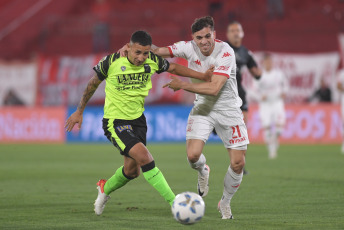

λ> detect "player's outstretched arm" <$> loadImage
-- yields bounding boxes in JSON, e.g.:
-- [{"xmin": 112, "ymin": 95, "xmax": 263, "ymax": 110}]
[
  {"xmin": 65, "ymin": 75, "xmax": 102, "ymax": 132},
  {"xmin": 151, "ymin": 45, "xmax": 171, "ymax": 58},
  {"xmin": 163, "ymin": 74, "xmax": 227, "ymax": 96},
  {"xmin": 167, "ymin": 63, "xmax": 214, "ymax": 82},
  {"xmin": 249, "ymin": 66, "xmax": 262, "ymax": 80}
]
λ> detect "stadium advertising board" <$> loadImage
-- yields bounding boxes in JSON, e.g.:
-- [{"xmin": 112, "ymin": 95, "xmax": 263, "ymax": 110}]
[
  {"xmin": 66, "ymin": 104, "xmax": 343, "ymax": 144},
  {"xmin": 248, "ymin": 104, "xmax": 342, "ymax": 144},
  {"xmin": 66, "ymin": 106, "xmax": 221, "ymax": 143},
  {"xmin": 0, "ymin": 107, "xmax": 66, "ymax": 143},
  {"xmin": 0, "ymin": 62, "xmax": 37, "ymax": 106}
]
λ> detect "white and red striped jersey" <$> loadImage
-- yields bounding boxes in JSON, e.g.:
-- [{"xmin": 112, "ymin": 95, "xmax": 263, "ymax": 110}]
[{"xmin": 167, "ymin": 40, "xmax": 242, "ymax": 111}]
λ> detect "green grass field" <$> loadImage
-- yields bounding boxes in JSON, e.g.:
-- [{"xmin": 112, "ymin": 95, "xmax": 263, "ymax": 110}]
[{"xmin": 1, "ymin": 144, "xmax": 344, "ymax": 230}]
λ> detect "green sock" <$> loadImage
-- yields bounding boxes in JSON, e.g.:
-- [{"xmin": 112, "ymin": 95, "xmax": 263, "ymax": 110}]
[
  {"xmin": 104, "ymin": 166, "xmax": 131, "ymax": 195},
  {"xmin": 143, "ymin": 167, "xmax": 176, "ymax": 206}
]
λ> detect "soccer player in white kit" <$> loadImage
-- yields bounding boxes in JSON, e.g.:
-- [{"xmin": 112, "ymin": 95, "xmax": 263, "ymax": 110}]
[
  {"xmin": 337, "ymin": 69, "xmax": 344, "ymax": 153},
  {"xmin": 253, "ymin": 53, "xmax": 287, "ymax": 159},
  {"xmin": 154, "ymin": 16, "xmax": 249, "ymax": 219}
]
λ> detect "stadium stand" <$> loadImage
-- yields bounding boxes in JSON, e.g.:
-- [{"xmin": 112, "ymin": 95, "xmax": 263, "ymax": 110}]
[{"xmin": 0, "ymin": 0, "xmax": 343, "ymax": 59}]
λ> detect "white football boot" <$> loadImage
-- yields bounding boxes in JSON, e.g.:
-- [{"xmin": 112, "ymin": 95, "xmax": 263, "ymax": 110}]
[
  {"xmin": 94, "ymin": 179, "xmax": 110, "ymax": 215},
  {"xmin": 197, "ymin": 164, "xmax": 210, "ymax": 197},
  {"xmin": 218, "ymin": 199, "xmax": 233, "ymax": 219}
]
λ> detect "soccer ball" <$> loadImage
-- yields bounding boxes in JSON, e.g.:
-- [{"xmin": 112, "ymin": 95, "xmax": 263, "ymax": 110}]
[{"xmin": 171, "ymin": 192, "xmax": 205, "ymax": 225}]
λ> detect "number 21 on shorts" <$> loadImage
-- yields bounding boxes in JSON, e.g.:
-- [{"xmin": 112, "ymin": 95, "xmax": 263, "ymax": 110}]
[{"xmin": 231, "ymin": 125, "xmax": 241, "ymax": 138}]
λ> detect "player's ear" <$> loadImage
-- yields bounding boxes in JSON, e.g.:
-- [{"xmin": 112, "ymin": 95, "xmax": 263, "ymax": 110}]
[
  {"xmin": 239, "ymin": 30, "xmax": 244, "ymax": 39},
  {"xmin": 213, "ymin": 30, "xmax": 216, "ymax": 39}
]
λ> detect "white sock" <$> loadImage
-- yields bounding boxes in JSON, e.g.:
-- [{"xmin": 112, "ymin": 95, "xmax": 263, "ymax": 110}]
[
  {"xmin": 188, "ymin": 153, "xmax": 207, "ymax": 176},
  {"xmin": 222, "ymin": 166, "xmax": 243, "ymax": 204}
]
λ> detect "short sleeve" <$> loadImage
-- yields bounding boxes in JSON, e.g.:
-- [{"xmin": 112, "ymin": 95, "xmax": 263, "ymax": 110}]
[
  {"xmin": 213, "ymin": 45, "xmax": 236, "ymax": 79},
  {"xmin": 93, "ymin": 54, "xmax": 113, "ymax": 81},
  {"xmin": 167, "ymin": 41, "xmax": 190, "ymax": 59},
  {"xmin": 155, "ymin": 54, "xmax": 170, "ymax": 74},
  {"xmin": 246, "ymin": 50, "xmax": 258, "ymax": 69}
]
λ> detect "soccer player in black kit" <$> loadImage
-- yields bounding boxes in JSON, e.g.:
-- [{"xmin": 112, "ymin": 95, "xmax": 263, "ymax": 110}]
[
  {"xmin": 226, "ymin": 21, "xmax": 262, "ymax": 121},
  {"xmin": 219, "ymin": 21, "xmax": 262, "ymax": 174}
]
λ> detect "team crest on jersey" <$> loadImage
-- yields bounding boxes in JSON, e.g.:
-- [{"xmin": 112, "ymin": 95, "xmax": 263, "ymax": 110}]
[
  {"xmin": 194, "ymin": 60, "xmax": 201, "ymax": 66},
  {"xmin": 121, "ymin": 66, "xmax": 126, "ymax": 71},
  {"xmin": 222, "ymin": 52, "xmax": 231, "ymax": 58}
]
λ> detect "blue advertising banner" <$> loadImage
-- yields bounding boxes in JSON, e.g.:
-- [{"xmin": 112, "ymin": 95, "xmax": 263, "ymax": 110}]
[{"xmin": 67, "ymin": 105, "xmax": 221, "ymax": 143}]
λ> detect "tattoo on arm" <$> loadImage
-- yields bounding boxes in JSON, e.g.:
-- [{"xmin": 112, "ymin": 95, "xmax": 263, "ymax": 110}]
[{"xmin": 77, "ymin": 76, "xmax": 101, "ymax": 112}]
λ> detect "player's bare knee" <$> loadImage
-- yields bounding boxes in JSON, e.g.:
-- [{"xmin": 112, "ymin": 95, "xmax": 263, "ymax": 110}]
[
  {"xmin": 187, "ymin": 151, "xmax": 201, "ymax": 163},
  {"xmin": 123, "ymin": 166, "xmax": 140, "ymax": 179},
  {"xmin": 231, "ymin": 159, "xmax": 245, "ymax": 174}
]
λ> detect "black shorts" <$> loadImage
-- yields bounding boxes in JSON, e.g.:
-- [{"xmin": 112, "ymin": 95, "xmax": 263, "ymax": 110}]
[
  {"xmin": 238, "ymin": 88, "xmax": 248, "ymax": 112},
  {"xmin": 102, "ymin": 114, "xmax": 147, "ymax": 157}
]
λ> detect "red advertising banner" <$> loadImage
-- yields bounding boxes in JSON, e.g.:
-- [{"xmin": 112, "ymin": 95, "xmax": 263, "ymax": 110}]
[
  {"xmin": 0, "ymin": 107, "xmax": 66, "ymax": 143},
  {"xmin": 247, "ymin": 104, "xmax": 342, "ymax": 144}
]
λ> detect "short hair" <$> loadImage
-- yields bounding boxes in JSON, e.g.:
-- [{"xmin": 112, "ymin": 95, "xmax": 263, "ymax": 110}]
[
  {"xmin": 130, "ymin": 30, "xmax": 152, "ymax": 46},
  {"xmin": 263, "ymin": 52, "xmax": 272, "ymax": 59},
  {"xmin": 191, "ymin": 16, "xmax": 214, "ymax": 34},
  {"xmin": 228, "ymin": 21, "xmax": 242, "ymax": 28}
]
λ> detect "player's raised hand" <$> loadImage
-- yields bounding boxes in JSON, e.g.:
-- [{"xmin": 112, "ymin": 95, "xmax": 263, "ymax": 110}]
[
  {"xmin": 204, "ymin": 65, "xmax": 215, "ymax": 82},
  {"xmin": 163, "ymin": 76, "xmax": 183, "ymax": 91},
  {"xmin": 118, "ymin": 43, "xmax": 129, "ymax": 57},
  {"xmin": 65, "ymin": 110, "xmax": 83, "ymax": 132}
]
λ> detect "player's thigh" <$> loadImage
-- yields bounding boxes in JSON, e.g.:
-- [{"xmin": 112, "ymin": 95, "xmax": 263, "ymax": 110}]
[
  {"xmin": 273, "ymin": 103, "xmax": 286, "ymax": 127},
  {"xmin": 214, "ymin": 108, "xmax": 249, "ymax": 149},
  {"xmin": 102, "ymin": 117, "xmax": 145, "ymax": 157},
  {"xmin": 186, "ymin": 108, "xmax": 214, "ymax": 143},
  {"xmin": 259, "ymin": 104, "xmax": 273, "ymax": 128}
]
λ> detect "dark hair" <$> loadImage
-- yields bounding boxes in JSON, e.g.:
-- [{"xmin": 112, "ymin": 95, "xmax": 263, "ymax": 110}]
[
  {"xmin": 130, "ymin": 30, "xmax": 152, "ymax": 46},
  {"xmin": 228, "ymin": 21, "xmax": 242, "ymax": 28},
  {"xmin": 191, "ymin": 16, "xmax": 214, "ymax": 34},
  {"xmin": 263, "ymin": 52, "xmax": 272, "ymax": 59}
]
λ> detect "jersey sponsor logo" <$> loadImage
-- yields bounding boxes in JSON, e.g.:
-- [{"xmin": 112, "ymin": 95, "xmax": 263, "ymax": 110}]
[
  {"xmin": 229, "ymin": 136, "xmax": 246, "ymax": 145},
  {"xmin": 116, "ymin": 125, "xmax": 133, "ymax": 133},
  {"xmin": 116, "ymin": 73, "xmax": 150, "ymax": 84},
  {"xmin": 121, "ymin": 66, "xmax": 126, "ymax": 71},
  {"xmin": 115, "ymin": 73, "xmax": 150, "ymax": 91},
  {"xmin": 222, "ymin": 52, "xmax": 231, "ymax": 58},
  {"xmin": 194, "ymin": 60, "xmax": 201, "ymax": 66},
  {"xmin": 216, "ymin": 66, "xmax": 230, "ymax": 71}
]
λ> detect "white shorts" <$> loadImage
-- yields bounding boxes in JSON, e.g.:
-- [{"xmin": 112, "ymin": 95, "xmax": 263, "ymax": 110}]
[
  {"xmin": 186, "ymin": 106, "xmax": 249, "ymax": 149},
  {"xmin": 259, "ymin": 100, "xmax": 286, "ymax": 128}
]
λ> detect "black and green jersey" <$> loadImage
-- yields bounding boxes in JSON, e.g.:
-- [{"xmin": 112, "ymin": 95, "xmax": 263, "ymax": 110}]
[{"xmin": 93, "ymin": 52, "xmax": 170, "ymax": 120}]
